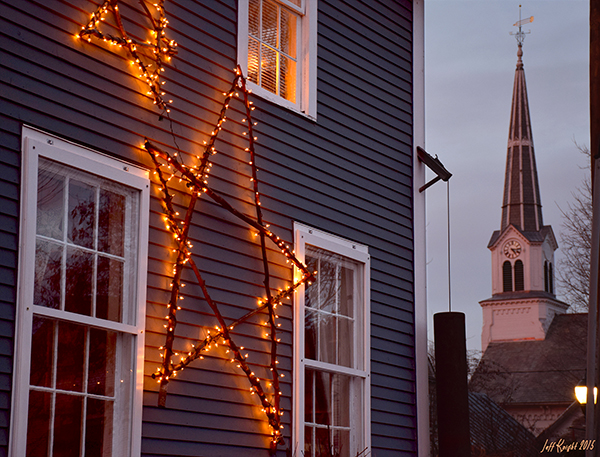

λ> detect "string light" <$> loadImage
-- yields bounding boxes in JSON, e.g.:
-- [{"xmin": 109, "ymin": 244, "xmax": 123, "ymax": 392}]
[
  {"xmin": 78, "ymin": 0, "xmax": 177, "ymax": 114},
  {"xmin": 143, "ymin": 67, "xmax": 315, "ymax": 454}
]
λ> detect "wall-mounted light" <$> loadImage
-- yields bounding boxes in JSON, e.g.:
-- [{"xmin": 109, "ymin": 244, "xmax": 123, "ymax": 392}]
[{"xmin": 416, "ymin": 146, "xmax": 452, "ymax": 193}]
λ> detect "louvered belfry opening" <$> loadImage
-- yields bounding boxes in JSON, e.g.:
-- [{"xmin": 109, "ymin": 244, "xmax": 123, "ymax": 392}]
[
  {"xmin": 514, "ymin": 260, "xmax": 524, "ymax": 291},
  {"xmin": 503, "ymin": 261, "xmax": 513, "ymax": 292}
]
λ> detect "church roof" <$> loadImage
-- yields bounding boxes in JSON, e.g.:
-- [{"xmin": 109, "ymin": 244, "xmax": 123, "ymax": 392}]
[
  {"xmin": 500, "ymin": 43, "xmax": 544, "ymax": 233},
  {"xmin": 469, "ymin": 392, "xmax": 538, "ymax": 457},
  {"xmin": 488, "ymin": 224, "xmax": 555, "ymax": 249},
  {"xmin": 470, "ymin": 313, "xmax": 587, "ymax": 405},
  {"xmin": 479, "ymin": 289, "xmax": 567, "ymax": 305}
]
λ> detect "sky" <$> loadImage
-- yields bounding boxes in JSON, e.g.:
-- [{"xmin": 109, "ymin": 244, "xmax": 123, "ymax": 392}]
[{"xmin": 424, "ymin": 0, "xmax": 590, "ymax": 351}]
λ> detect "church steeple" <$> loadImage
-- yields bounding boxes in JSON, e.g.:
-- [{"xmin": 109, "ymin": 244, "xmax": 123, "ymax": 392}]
[
  {"xmin": 479, "ymin": 13, "xmax": 568, "ymax": 351},
  {"xmin": 501, "ymin": 43, "xmax": 544, "ymax": 233}
]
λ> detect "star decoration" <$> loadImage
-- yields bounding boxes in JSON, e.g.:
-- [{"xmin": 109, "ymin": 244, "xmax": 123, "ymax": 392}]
[
  {"xmin": 78, "ymin": 0, "xmax": 177, "ymax": 113},
  {"xmin": 145, "ymin": 67, "xmax": 315, "ymax": 452}
]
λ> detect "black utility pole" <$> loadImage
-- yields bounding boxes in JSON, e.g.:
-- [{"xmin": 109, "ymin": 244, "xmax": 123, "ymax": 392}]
[{"xmin": 434, "ymin": 312, "xmax": 471, "ymax": 457}]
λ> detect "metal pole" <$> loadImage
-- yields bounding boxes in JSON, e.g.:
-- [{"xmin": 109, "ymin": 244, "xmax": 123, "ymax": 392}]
[{"xmin": 588, "ymin": 0, "xmax": 600, "ymax": 454}]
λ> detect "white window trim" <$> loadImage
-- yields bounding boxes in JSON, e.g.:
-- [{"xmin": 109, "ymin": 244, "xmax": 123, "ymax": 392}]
[
  {"xmin": 293, "ymin": 222, "xmax": 371, "ymax": 456},
  {"xmin": 10, "ymin": 127, "xmax": 150, "ymax": 456},
  {"xmin": 238, "ymin": 0, "xmax": 318, "ymax": 120}
]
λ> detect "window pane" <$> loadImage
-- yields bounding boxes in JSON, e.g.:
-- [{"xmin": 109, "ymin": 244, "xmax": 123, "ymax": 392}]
[
  {"xmin": 280, "ymin": 55, "xmax": 296, "ymax": 103},
  {"xmin": 56, "ymin": 321, "xmax": 85, "ymax": 392},
  {"xmin": 333, "ymin": 429, "xmax": 350, "ymax": 456},
  {"xmin": 26, "ymin": 390, "xmax": 51, "ymax": 457},
  {"xmin": 37, "ymin": 167, "xmax": 64, "ymax": 240},
  {"xmin": 248, "ymin": 37, "xmax": 260, "ymax": 84},
  {"xmin": 86, "ymin": 398, "xmax": 113, "ymax": 457},
  {"xmin": 66, "ymin": 247, "xmax": 93, "ymax": 316},
  {"xmin": 318, "ymin": 312, "xmax": 337, "ymax": 364},
  {"xmin": 30, "ymin": 317, "xmax": 54, "ymax": 387},
  {"xmin": 305, "ymin": 307, "xmax": 317, "ymax": 360},
  {"xmin": 88, "ymin": 328, "xmax": 116, "ymax": 396},
  {"xmin": 35, "ymin": 240, "xmax": 62, "ymax": 309},
  {"xmin": 304, "ymin": 426, "xmax": 313, "ymax": 457},
  {"xmin": 338, "ymin": 317, "xmax": 353, "ymax": 368},
  {"xmin": 280, "ymin": 9, "xmax": 297, "ymax": 58},
  {"xmin": 96, "ymin": 256, "xmax": 123, "ymax": 322},
  {"xmin": 262, "ymin": 0, "xmax": 278, "ymax": 48},
  {"xmin": 305, "ymin": 369, "xmax": 313, "ymax": 422},
  {"xmin": 319, "ymin": 259, "xmax": 337, "ymax": 313},
  {"xmin": 98, "ymin": 190, "xmax": 125, "ymax": 256},
  {"xmin": 314, "ymin": 370, "xmax": 331, "ymax": 425},
  {"xmin": 333, "ymin": 374, "xmax": 350, "ymax": 427},
  {"xmin": 53, "ymin": 394, "xmax": 83, "ymax": 457},
  {"xmin": 339, "ymin": 266, "xmax": 354, "ymax": 318},
  {"xmin": 260, "ymin": 44, "xmax": 277, "ymax": 94},
  {"xmin": 305, "ymin": 255, "xmax": 318, "ymax": 309},
  {"xmin": 68, "ymin": 180, "xmax": 95, "ymax": 249},
  {"xmin": 306, "ymin": 247, "xmax": 361, "ymax": 366},
  {"xmin": 249, "ymin": 0, "xmax": 260, "ymax": 37},
  {"xmin": 315, "ymin": 427, "xmax": 330, "ymax": 457}
]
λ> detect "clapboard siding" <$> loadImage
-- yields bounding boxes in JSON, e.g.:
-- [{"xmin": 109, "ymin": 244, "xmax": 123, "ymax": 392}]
[
  {"xmin": 0, "ymin": 111, "xmax": 20, "ymax": 455},
  {"xmin": 0, "ymin": 0, "xmax": 418, "ymax": 455}
]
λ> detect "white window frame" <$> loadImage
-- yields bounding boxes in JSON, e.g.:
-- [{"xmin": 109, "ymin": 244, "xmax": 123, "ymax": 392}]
[
  {"xmin": 11, "ymin": 127, "xmax": 150, "ymax": 456},
  {"xmin": 238, "ymin": 0, "xmax": 318, "ymax": 119},
  {"xmin": 293, "ymin": 222, "xmax": 371, "ymax": 456}
]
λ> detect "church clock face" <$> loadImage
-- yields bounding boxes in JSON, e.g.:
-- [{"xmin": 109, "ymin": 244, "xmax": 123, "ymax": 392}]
[{"xmin": 503, "ymin": 240, "xmax": 522, "ymax": 259}]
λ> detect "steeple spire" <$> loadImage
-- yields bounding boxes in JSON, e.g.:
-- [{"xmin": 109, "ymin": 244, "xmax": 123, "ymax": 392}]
[
  {"xmin": 480, "ymin": 10, "xmax": 567, "ymax": 352},
  {"xmin": 501, "ymin": 17, "xmax": 542, "ymax": 233}
]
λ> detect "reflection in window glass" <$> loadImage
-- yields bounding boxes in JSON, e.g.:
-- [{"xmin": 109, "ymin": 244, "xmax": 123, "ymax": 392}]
[
  {"xmin": 30, "ymin": 317, "xmax": 54, "ymax": 387},
  {"xmin": 66, "ymin": 247, "xmax": 94, "ymax": 316},
  {"xmin": 56, "ymin": 320, "xmax": 85, "ymax": 392},
  {"xmin": 98, "ymin": 189, "xmax": 125, "ymax": 256},
  {"xmin": 68, "ymin": 180, "xmax": 95, "ymax": 249},
  {"xmin": 304, "ymin": 249, "xmax": 357, "ymax": 368},
  {"xmin": 34, "ymin": 240, "xmax": 62, "ymax": 309},
  {"xmin": 37, "ymin": 170, "xmax": 64, "ymax": 240},
  {"xmin": 35, "ymin": 158, "xmax": 133, "ymax": 324},
  {"xmin": 96, "ymin": 256, "xmax": 123, "ymax": 322}
]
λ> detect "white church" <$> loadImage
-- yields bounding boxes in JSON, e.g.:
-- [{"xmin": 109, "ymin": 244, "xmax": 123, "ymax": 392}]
[{"xmin": 470, "ymin": 34, "xmax": 587, "ymax": 438}]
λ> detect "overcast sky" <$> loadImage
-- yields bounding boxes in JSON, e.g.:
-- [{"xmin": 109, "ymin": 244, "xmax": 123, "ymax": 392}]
[{"xmin": 424, "ymin": 0, "xmax": 590, "ymax": 351}]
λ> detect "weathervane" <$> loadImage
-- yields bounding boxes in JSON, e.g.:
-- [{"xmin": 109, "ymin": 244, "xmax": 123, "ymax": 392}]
[{"xmin": 510, "ymin": 4, "xmax": 534, "ymax": 45}]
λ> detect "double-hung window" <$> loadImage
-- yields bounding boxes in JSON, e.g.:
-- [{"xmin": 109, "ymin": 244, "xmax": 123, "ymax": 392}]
[
  {"xmin": 238, "ymin": 0, "xmax": 318, "ymax": 118},
  {"xmin": 294, "ymin": 223, "xmax": 371, "ymax": 457},
  {"xmin": 12, "ymin": 128, "xmax": 149, "ymax": 456}
]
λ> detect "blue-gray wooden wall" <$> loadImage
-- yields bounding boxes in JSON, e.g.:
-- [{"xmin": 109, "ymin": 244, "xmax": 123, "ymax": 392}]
[{"xmin": 0, "ymin": 0, "xmax": 416, "ymax": 455}]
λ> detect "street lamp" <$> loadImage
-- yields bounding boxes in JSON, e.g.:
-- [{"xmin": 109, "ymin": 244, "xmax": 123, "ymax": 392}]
[{"xmin": 575, "ymin": 381, "xmax": 597, "ymax": 414}]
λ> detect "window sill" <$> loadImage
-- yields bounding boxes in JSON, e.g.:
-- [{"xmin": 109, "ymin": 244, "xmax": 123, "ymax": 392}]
[{"xmin": 247, "ymin": 81, "xmax": 316, "ymax": 122}]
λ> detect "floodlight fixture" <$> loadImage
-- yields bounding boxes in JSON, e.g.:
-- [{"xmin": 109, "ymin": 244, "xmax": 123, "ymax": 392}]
[{"xmin": 416, "ymin": 146, "xmax": 452, "ymax": 193}]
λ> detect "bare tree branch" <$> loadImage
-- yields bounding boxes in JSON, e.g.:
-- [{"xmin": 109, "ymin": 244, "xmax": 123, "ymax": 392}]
[{"xmin": 557, "ymin": 144, "xmax": 591, "ymax": 312}]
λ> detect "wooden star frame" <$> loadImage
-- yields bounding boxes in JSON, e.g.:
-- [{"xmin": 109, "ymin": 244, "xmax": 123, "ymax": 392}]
[
  {"xmin": 145, "ymin": 67, "xmax": 314, "ymax": 452},
  {"xmin": 78, "ymin": 0, "xmax": 177, "ymax": 113}
]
